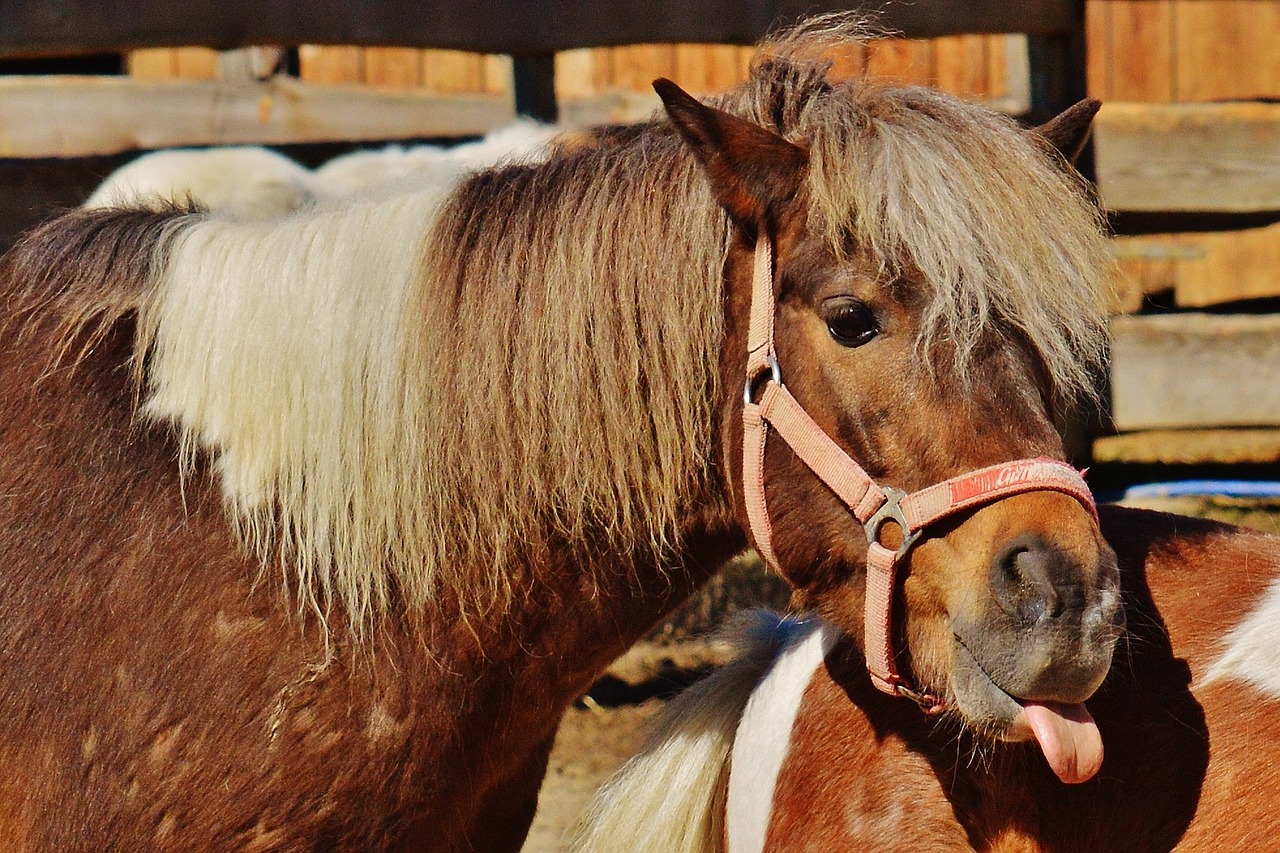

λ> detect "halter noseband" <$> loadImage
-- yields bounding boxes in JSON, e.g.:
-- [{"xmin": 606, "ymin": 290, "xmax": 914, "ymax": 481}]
[{"xmin": 740, "ymin": 236, "xmax": 1098, "ymax": 711}]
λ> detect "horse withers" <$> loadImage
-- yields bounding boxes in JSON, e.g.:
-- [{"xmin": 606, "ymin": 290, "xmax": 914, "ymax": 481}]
[{"xmin": 0, "ymin": 16, "xmax": 1116, "ymax": 850}]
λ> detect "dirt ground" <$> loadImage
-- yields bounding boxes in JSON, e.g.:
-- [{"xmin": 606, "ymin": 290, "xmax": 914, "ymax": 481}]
[
  {"xmin": 520, "ymin": 639, "xmax": 735, "ymax": 852},
  {"xmin": 521, "ymin": 700, "xmax": 665, "ymax": 852}
]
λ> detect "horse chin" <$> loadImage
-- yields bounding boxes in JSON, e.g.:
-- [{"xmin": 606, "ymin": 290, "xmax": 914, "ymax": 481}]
[{"xmin": 948, "ymin": 639, "xmax": 1105, "ymax": 785}]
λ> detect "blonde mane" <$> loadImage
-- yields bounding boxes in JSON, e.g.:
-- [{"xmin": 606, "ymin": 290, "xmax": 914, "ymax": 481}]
[{"xmin": 10, "ymin": 17, "xmax": 1113, "ymax": 630}]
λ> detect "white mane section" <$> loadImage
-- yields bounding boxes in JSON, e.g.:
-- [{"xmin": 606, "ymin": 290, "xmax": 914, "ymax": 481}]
[
  {"xmin": 1201, "ymin": 574, "xmax": 1280, "ymax": 699},
  {"xmin": 136, "ymin": 186, "xmax": 449, "ymax": 623},
  {"xmin": 84, "ymin": 147, "xmax": 320, "ymax": 218},
  {"xmin": 727, "ymin": 619, "xmax": 837, "ymax": 853}
]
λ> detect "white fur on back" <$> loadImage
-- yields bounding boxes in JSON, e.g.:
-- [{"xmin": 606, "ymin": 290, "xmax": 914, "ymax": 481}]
[
  {"xmin": 84, "ymin": 147, "xmax": 320, "ymax": 218},
  {"xmin": 1201, "ymin": 574, "xmax": 1280, "ymax": 699},
  {"xmin": 137, "ymin": 186, "xmax": 449, "ymax": 622},
  {"xmin": 727, "ymin": 620, "xmax": 837, "ymax": 853},
  {"xmin": 314, "ymin": 119, "xmax": 559, "ymax": 196}
]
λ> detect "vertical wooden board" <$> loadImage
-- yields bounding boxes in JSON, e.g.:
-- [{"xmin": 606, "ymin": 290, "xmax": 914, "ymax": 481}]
[
  {"xmin": 1084, "ymin": 0, "xmax": 1111, "ymax": 100},
  {"xmin": 867, "ymin": 39, "xmax": 934, "ymax": 85},
  {"xmin": 1109, "ymin": 1, "xmax": 1174, "ymax": 102},
  {"xmin": 674, "ymin": 44, "xmax": 744, "ymax": 94},
  {"xmin": 609, "ymin": 44, "xmax": 677, "ymax": 93},
  {"xmin": 423, "ymin": 50, "xmax": 486, "ymax": 94},
  {"xmin": 482, "ymin": 55, "xmax": 512, "ymax": 96},
  {"xmin": 299, "ymin": 46, "xmax": 363, "ymax": 85},
  {"xmin": 128, "ymin": 48, "xmax": 176, "ymax": 79},
  {"xmin": 173, "ymin": 48, "xmax": 219, "ymax": 80},
  {"xmin": 827, "ymin": 43, "xmax": 867, "ymax": 82},
  {"xmin": 556, "ymin": 49, "xmax": 597, "ymax": 100},
  {"xmin": 1175, "ymin": 0, "xmax": 1280, "ymax": 101},
  {"xmin": 934, "ymin": 34, "xmax": 988, "ymax": 98},
  {"xmin": 363, "ymin": 47, "xmax": 422, "ymax": 89}
]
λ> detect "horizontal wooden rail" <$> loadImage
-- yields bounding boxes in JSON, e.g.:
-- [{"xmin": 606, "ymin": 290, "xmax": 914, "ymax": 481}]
[
  {"xmin": 1095, "ymin": 102, "xmax": 1280, "ymax": 213},
  {"xmin": 0, "ymin": 76, "xmax": 520, "ymax": 157},
  {"xmin": 0, "ymin": 1, "xmax": 1079, "ymax": 58}
]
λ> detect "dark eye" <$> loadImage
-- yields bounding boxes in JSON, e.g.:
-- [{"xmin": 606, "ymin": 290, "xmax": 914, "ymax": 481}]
[{"xmin": 824, "ymin": 298, "xmax": 878, "ymax": 347}]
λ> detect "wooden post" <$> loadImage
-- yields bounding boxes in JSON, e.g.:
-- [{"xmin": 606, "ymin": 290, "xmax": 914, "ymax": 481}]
[{"xmin": 513, "ymin": 52, "xmax": 557, "ymax": 123}]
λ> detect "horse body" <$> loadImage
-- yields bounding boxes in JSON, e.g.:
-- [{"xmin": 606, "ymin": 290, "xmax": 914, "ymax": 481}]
[
  {"xmin": 0, "ymin": 16, "xmax": 1119, "ymax": 848},
  {"xmin": 584, "ymin": 506, "xmax": 1280, "ymax": 852}
]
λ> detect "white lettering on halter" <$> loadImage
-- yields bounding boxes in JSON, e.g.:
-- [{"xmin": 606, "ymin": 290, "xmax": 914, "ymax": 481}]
[{"xmin": 947, "ymin": 460, "xmax": 1065, "ymax": 505}]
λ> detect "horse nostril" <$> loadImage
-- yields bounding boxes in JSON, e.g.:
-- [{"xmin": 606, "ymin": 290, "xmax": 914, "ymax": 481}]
[{"xmin": 990, "ymin": 534, "xmax": 1079, "ymax": 624}]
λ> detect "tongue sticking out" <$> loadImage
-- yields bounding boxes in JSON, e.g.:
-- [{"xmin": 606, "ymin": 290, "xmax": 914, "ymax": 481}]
[{"xmin": 1021, "ymin": 701, "xmax": 1103, "ymax": 784}]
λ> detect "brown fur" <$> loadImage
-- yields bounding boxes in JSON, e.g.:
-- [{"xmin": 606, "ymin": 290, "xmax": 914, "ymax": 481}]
[
  {"xmin": 765, "ymin": 506, "xmax": 1280, "ymax": 852},
  {"xmin": 0, "ymin": 15, "xmax": 1119, "ymax": 849}
]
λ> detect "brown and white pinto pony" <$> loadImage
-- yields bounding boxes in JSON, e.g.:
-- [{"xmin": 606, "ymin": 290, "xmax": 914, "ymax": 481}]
[
  {"xmin": 576, "ymin": 507, "xmax": 1280, "ymax": 852},
  {"xmin": 0, "ymin": 18, "xmax": 1114, "ymax": 850}
]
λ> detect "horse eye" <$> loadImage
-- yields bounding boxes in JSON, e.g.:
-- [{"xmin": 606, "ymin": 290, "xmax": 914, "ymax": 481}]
[{"xmin": 824, "ymin": 299, "xmax": 878, "ymax": 347}]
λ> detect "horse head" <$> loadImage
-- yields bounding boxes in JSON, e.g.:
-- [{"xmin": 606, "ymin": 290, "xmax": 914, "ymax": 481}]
[{"xmin": 657, "ymin": 77, "xmax": 1122, "ymax": 784}]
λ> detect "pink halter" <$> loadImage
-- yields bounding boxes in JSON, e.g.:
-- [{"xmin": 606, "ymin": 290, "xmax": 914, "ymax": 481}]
[{"xmin": 740, "ymin": 236, "xmax": 1098, "ymax": 710}]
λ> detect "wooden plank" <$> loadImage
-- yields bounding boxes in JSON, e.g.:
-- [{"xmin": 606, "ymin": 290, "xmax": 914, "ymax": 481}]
[
  {"xmin": 609, "ymin": 44, "xmax": 677, "ymax": 93},
  {"xmin": 934, "ymin": 34, "xmax": 988, "ymax": 98},
  {"xmin": 482, "ymin": 54, "xmax": 512, "ymax": 96},
  {"xmin": 1084, "ymin": 0, "xmax": 1110, "ymax": 100},
  {"xmin": 1094, "ymin": 102, "xmax": 1280, "ymax": 213},
  {"xmin": 1174, "ymin": 0, "xmax": 1280, "ymax": 102},
  {"xmin": 127, "ymin": 48, "xmax": 176, "ymax": 79},
  {"xmin": 867, "ymin": 38, "xmax": 935, "ymax": 85},
  {"xmin": 1113, "ymin": 222, "xmax": 1280, "ymax": 309},
  {"xmin": 555, "ymin": 49, "xmax": 598, "ymax": 100},
  {"xmin": 827, "ymin": 43, "xmax": 867, "ymax": 82},
  {"xmin": 0, "ymin": 76, "xmax": 515, "ymax": 158},
  {"xmin": 1108, "ymin": 0, "xmax": 1173, "ymax": 102},
  {"xmin": 423, "ymin": 49, "xmax": 486, "ymax": 94},
  {"xmin": 674, "ymin": 44, "xmax": 745, "ymax": 94},
  {"xmin": 173, "ymin": 47, "xmax": 219, "ymax": 80},
  {"xmin": 1110, "ymin": 313, "xmax": 1280, "ymax": 430},
  {"xmin": 363, "ymin": 47, "xmax": 423, "ymax": 89},
  {"xmin": 298, "ymin": 45, "xmax": 363, "ymax": 85},
  {"xmin": 1094, "ymin": 428, "xmax": 1280, "ymax": 465},
  {"xmin": 0, "ymin": 1, "xmax": 1083, "ymax": 58}
]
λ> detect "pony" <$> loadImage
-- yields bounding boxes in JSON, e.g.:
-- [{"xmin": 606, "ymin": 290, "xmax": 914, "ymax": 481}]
[
  {"xmin": 575, "ymin": 506, "xmax": 1280, "ymax": 852},
  {"xmin": 0, "ymin": 16, "xmax": 1116, "ymax": 850},
  {"xmin": 82, "ymin": 146, "xmax": 321, "ymax": 218}
]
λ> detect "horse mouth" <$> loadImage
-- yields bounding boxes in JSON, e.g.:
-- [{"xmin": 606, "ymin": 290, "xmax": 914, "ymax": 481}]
[{"xmin": 950, "ymin": 638, "xmax": 1104, "ymax": 784}]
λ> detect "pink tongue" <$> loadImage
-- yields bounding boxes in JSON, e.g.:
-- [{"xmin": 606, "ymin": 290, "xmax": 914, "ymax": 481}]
[{"xmin": 1022, "ymin": 701, "xmax": 1103, "ymax": 784}]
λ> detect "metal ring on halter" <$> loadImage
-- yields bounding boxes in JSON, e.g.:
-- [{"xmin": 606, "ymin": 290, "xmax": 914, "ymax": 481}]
[
  {"xmin": 742, "ymin": 356, "xmax": 783, "ymax": 405},
  {"xmin": 864, "ymin": 485, "xmax": 921, "ymax": 558}
]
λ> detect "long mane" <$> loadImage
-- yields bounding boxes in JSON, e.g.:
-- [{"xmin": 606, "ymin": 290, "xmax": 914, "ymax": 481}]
[{"xmin": 2, "ymin": 16, "xmax": 1112, "ymax": 629}]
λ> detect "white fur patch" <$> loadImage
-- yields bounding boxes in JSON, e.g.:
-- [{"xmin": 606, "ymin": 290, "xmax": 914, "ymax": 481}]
[
  {"xmin": 727, "ymin": 619, "xmax": 838, "ymax": 853},
  {"xmin": 138, "ymin": 186, "xmax": 450, "ymax": 620},
  {"xmin": 1201, "ymin": 575, "xmax": 1280, "ymax": 698}
]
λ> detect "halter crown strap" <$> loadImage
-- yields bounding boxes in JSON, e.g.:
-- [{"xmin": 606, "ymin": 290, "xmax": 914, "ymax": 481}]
[{"xmin": 739, "ymin": 237, "xmax": 1098, "ymax": 709}]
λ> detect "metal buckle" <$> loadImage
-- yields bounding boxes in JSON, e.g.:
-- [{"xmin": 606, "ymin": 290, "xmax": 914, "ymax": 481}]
[
  {"xmin": 742, "ymin": 356, "xmax": 782, "ymax": 405},
  {"xmin": 864, "ymin": 485, "xmax": 920, "ymax": 558}
]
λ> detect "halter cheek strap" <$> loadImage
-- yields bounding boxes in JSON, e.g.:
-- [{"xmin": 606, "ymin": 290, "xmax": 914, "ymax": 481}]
[{"xmin": 740, "ymin": 237, "xmax": 1097, "ymax": 710}]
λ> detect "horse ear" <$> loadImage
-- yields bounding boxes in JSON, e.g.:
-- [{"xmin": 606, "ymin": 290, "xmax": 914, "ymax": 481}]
[
  {"xmin": 1032, "ymin": 98, "xmax": 1101, "ymax": 165},
  {"xmin": 653, "ymin": 77, "xmax": 808, "ymax": 228}
]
